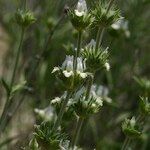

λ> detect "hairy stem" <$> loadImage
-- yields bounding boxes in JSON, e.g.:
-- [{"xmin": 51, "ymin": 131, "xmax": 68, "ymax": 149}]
[{"xmin": 71, "ymin": 117, "xmax": 84, "ymax": 149}]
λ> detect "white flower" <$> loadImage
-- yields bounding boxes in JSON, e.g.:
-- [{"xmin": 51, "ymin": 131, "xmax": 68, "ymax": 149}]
[
  {"xmin": 62, "ymin": 55, "xmax": 86, "ymax": 72},
  {"xmin": 63, "ymin": 70, "xmax": 73, "ymax": 78},
  {"xmin": 77, "ymin": 57, "xmax": 86, "ymax": 72},
  {"xmin": 111, "ymin": 18, "xmax": 130, "ymax": 38},
  {"xmin": 75, "ymin": 0, "xmax": 87, "ymax": 17},
  {"xmin": 86, "ymin": 39, "xmax": 96, "ymax": 50},
  {"xmin": 77, "ymin": 71, "xmax": 87, "ymax": 78},
  {"xmin": 104, "ymin": 62, "xmax": 110, "ymax": 71},
  {"xmin": 61, "ymin": 55, "xmax": 87, "ymax": 78},
  {"xmin": 51, "ymin": 97, "xmax": 61, "ymax": 104},
  {"xmin": 62, "ymin": 55, "xmax": 74, "ymax": 71},
  {"xmin": 97, "ymin": 85, "xmax": 109, "ymax": 97},
  {"xmin": 130, "ymin": 117, "xmax": 136, "ymax": 128},
  {"xmin": 34, "ymin": 106, "xmax": 55, "ymax": 121}
]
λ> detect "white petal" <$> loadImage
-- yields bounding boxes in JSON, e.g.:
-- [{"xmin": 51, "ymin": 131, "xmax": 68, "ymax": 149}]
[
  {"xmin": 75, "ymin": 0, "xmax": 87, "ymax": 16},
  {"xmin": 52, "ymin": 67, "xmax": 59, "ymax": 73},
  {"xmin": 62, "ymin": 55, "xmax": 74, "ymax": 71},
  {"xmin": 96, "ymin": 97, "xmax": 103, "ymax": 106},
  {"xmin": 63, "ymin": 70, "xmax": 73, "ymax": 77},
  {"xmin": 79, "ymin": 72, "xmax": 87, "ymax": 78},
  {"xmin": 51, "ymin": 97, "xmax": 61, "ymax": 104},
  {"xmin": 75, "ymin": 10, "xmax": 85, "ymax": 17},
  {"xmin": 104, "ymin": 62, "xmax": 110, "ymax": 71},
  {"xmin": 87, "ymin": 39, "xmax": 96, "ymax": 49}
]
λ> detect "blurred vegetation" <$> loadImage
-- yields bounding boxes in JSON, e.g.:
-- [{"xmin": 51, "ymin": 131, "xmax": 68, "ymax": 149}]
[{"xmin": 0, "ymin": 0, "xmax": 149, "ymax": 149}]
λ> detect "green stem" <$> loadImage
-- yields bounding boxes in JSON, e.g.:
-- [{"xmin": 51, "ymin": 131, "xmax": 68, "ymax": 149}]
[
  {"xmin": 53, "ymin": 91, "xmax": 72, "ymax": 131},
  {"xmin": 23, "ymin": 0, "xmax": 27, "ymax": 10},
  {"xmin": 71, "ymin": 76, "xmax": 93, "ymax": 148},
  {"xmin": 85, "ymin": 75, "xmax": 94, "ymax": 100},
  {"xmin": 121, "ymin": 137, "xmax": 131, "ymax": 150},
  {"xmin": 95, "ymin": 0, "xmax": 116, "ymax": 51},
  {"xmin": 71, "ymin": 117, "xmax": 84, "ymax": 149},
  {"xmin": 95, "ymin": 28, "xmax": 105, "ymax": 51},
  {"xmin": 0, "ymin": 27, "xmax": 25, "ymax": 135},
  {"xmin": 10, "ymin": 27, "xmax": 25, "ymax": 88}
]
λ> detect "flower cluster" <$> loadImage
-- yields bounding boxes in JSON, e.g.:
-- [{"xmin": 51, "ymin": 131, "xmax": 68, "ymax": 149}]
[
  {"xmin": 122, "ymin": 117, "xmax": 142, "ymax": 138},
  {"xmin": 72, "ymin": 86, "xmax": 103, "ymax": 118},
  {"xmin": 82, "ymin": 39, "xmax": 110, "ymax": 72},
  {"xmin": 15, "ymin": 9, "xmax": 36, "ymax": 28},
  {"xmin": 52, "ymin": 55, "xmax": 88, "ymax": 90},
  {"xmin": 50, "ymin": 93, "xmax": 75, "ymax": 121},
  {"xmin": 92, "ymin": 3, "xmax": 120, "ymax": 28},
  {"xmin": 32, "ymin": 121, "xmax": 68, "ymax": 150}
]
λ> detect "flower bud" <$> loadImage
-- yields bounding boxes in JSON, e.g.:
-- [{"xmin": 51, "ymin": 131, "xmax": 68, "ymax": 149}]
[
  {"xmin": 15, "ymin": 9, "xmax": 36, "ymax": 28},
  {"xmin": 46, "ymin": 17, "xmax": 57, "ymax": 30},
  {"xmin": 92, "ymin": 4, "xmax": 120, "ymax": 28},
  {"xmin": 72, "ymin": 87, "xmax": 103, "ymax": 118},
  {"xmin": 122, "ymin": 117, "xmax": 142, "ymax": 138}
]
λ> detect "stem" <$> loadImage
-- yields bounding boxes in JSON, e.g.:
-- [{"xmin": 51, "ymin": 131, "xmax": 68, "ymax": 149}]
[
  {"xmin": 23, "ymin": 0, "xmax": 27, "ymax": 10},
  {"xmin": 73, "ymin": 30, "xmax": 82, "ymax": 72},
  {"xmin": 71, "ymin": 76, "xmax": 93, "ymax": 148},
  {"xmin": 95, "ymin": 0, "xmax": 116, "ymax": 51},
  {"xmin": 71, "ymin": 117, "xmax": 84, "ymax": 149},
  {"xmin": 0, "ymin": 27, "xmax": 25, "ymax": 135},
  {"xmin": 95, "ymin": 28, "xmax": 105, "ymax": 51},
  {"xmin": 121, "ymin": 137, "xmax": 131, "ymax": 150},
  {"xmin": 10, "ymin": 28, "xmax": 25, "ymax": 88},
  {"xmin": 85, "ymin": 75, "xmax": 94, "ymax": 100},
  {"xmin": 53, "ymin": 91, "xmax": 72, "ymax": 131}
]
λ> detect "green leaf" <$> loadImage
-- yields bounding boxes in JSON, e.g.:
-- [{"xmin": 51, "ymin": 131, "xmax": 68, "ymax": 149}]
[{"xmin": 1, "ymin": 78, "xmax": 11, "ymax": 96}]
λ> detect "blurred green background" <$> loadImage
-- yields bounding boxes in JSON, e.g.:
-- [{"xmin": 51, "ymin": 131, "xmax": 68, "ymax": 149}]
[{"xmin": 0, "ymin": 0, "xmax": 149, "ymax": 149}]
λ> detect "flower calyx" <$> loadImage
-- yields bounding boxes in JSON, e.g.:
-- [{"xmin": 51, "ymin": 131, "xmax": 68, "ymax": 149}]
[
  {"xmin": 82, "ymin": 40, "xmax": 110, "ymax": 72},
  {"xmin": 122, "ymin": 117, "xmax": 142, "ymax": 138},
  {"xmin": 15, "ymin": 9, "xmax": 36, "ymax": 28}
]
